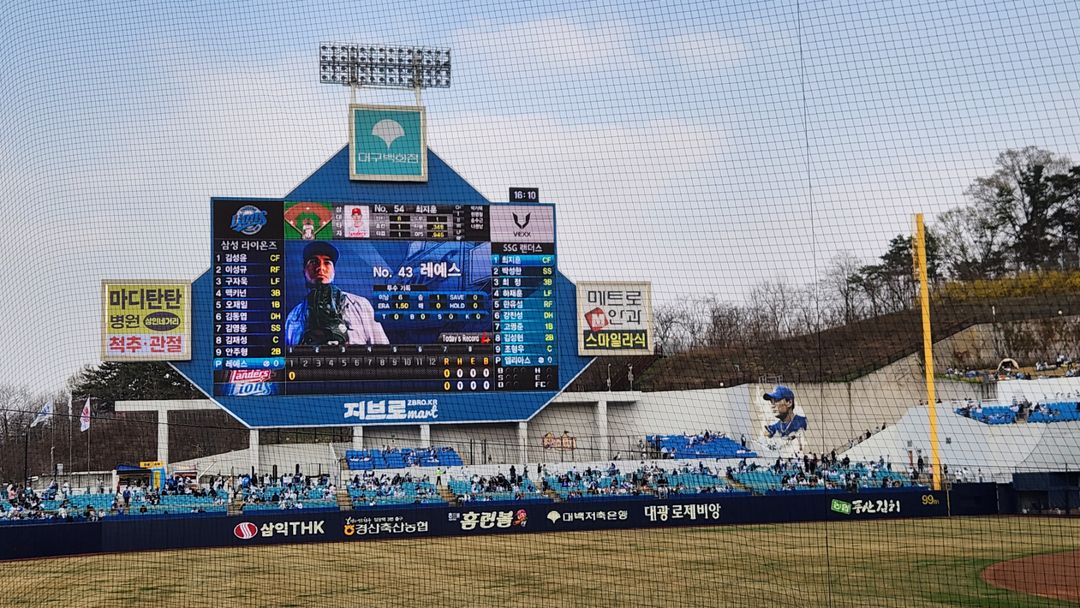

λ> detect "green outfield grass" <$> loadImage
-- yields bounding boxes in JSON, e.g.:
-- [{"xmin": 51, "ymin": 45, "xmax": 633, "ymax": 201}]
[{"xmin": 0, "ymin": 516, "xmax": 1076, "ymax": 607}]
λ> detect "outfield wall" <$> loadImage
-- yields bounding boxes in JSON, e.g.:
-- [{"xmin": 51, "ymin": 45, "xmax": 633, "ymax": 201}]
[{"xmin": 0, "ymin": 486, "xmax": 997, "ymax": 561}]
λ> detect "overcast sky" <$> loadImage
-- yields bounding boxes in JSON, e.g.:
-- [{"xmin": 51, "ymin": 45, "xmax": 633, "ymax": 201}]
[{"xmin": 2, "ymin": 0, "xmax": 1079, "ymax": 391}]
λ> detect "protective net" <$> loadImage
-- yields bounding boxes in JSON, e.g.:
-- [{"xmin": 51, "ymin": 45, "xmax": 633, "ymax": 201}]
[{"xmin": 2, "ymin": 0, "xmax": 1079, "ymax": 606}]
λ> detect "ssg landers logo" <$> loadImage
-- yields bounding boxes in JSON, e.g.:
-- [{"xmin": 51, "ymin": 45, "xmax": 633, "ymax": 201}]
[{"xmin": 225, "ymin": 369, "xmax": 275, "ymax": 396}]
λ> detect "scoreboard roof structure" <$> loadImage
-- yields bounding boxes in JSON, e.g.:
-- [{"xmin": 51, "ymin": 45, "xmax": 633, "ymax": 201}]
[{"xmin": 171, "ymin": 147, "xmax": 593, "ymax": 428}]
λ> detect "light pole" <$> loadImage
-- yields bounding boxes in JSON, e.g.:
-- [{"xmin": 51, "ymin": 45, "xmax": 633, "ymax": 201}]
[{"xmin": 22, "ymin": 424, "xmax": 29, "ymax": 486}]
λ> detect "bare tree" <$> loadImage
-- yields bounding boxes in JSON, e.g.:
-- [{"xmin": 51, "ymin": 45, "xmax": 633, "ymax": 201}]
[
  {"xmin": 654, "ymin": 302, "xmax": 694, "ymax": 353},
  {"xmin": 935, "ymin": 206, "xmax": 1009, "ymax": 280},
  {"xmin": 705, "ymin": 300, "xmax": 746, "ymax": 349},
  {"xmin": 749, "ymin": 281, "xmax": 793, "ymax": 340},
  {"xmin": 824, "ymin": 251, "xmax": 864, "ymax": 325},
  {"xmin": 0, "ymin": 384, "xmax": 34, "ymax": 444}
]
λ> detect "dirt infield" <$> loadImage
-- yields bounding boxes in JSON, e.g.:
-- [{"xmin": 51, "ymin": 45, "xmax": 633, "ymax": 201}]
[{"xmin": 981, "ymin": 550, "xmax": 1080, "ymax": 603}]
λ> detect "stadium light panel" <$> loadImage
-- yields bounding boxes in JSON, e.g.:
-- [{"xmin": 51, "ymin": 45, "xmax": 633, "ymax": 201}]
[{"xmin": 319, "ymin": 43, "xmax": 451, "ymax": 89}]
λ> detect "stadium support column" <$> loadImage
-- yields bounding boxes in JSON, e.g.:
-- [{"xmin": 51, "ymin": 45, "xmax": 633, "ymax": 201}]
[
  {"xmin": 352, "ymin": 426, "xmax": 363, "ymax": 450},
  {"xmin": 596, "ymin": 400, "xmax": 609, "ymax": 460},
  {"xmin": 420, "ymin": 424, "xmax": 431, "ymax": 448},
  {"xmin": 249, "ymin": 429, "xmax": 260, "ymax": 474},
  {"xmin": 157, "ymin": 411, "xmax": 169, "ymax": 465},
  {"xmin": 518, "ymin": 422, "xmax": 528, "ymax": 465}
]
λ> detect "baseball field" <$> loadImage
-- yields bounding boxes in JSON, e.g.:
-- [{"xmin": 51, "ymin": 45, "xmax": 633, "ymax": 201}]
[{"xmin": 1, "ymin": 515, "xmax": 1076, "ymax": 607}]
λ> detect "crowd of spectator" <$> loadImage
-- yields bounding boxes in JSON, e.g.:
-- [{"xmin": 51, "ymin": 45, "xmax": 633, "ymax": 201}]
[
  {"xmin": 1034, "ymin": 354, "xmax": 1080, "ymax": 377},
  {"xmin": 945, "ymin": 354, "xmax": 1080, "ymax": 383},
  {"xmin": 0, "ymin": 484, "xmax": 55, "ymax": 521},
  {"xmin": 729, "ymin": 452, "xmax": 915, "ymax": 492},
  {"xmin": 450, "ymin": 466, "xmax": 546, "ymax": 503},
  {"xmin": 235, "ymin": 472, "xmax": 336, "ymax": 511},
  {"xmin": 348, "ymin": 470, "xmax": 442, "ymax": 507},
  {"xmin": 0, "ymin": 474, "xmax": 233, "ymax": 522},
  {"xmin": 541, "ymin": 461, "xmax": 736, "ymax": 499}
]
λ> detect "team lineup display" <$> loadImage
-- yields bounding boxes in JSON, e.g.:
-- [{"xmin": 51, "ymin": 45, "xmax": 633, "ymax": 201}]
[{"xmin": 211, "ymin": 199, "xmax": 557, "ymax": 397}]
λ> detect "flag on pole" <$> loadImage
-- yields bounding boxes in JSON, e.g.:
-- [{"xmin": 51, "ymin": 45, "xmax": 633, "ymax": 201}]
[
  {"xmin": 80, "ymin": 398, "xmax": 91, "ymax": 432},
  {"xmin": 30, "ymin": 400, "xmax": 54, "ymax": 428}
]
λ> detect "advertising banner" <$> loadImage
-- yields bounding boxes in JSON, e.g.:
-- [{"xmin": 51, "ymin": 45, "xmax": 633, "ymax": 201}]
[
  {"xmin": 0, "ymin": 487, "xmax": 998, "ymax": 561},
  {"xmin": 101, "ymin": 280, "xmax": 191, "ymax": 361},
  {"xmin": 349, "ymin": 104, "xmax": 427, "ymax": 182},
  {"xmin": 576, "ymin": 281, "xmax": 654, "ymax": 355}
]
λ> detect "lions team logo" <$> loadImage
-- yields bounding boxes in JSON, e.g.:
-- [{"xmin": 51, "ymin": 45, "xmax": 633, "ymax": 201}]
[{"xmin": 230, "ymin": 205, "xmax": 267, "ymax": 235}]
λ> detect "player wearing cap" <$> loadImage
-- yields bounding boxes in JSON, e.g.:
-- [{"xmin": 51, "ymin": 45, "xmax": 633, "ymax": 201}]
[
  {"xmin": 284, "ymin": 242, "xmax": 389, "ymax": 346},
  {"xmin": 762, "ymin": 385, "xmax": 808, "ymax": 455}
]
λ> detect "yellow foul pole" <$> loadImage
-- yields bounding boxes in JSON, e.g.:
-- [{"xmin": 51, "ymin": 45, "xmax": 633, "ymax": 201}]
[{"xmin": 915, "ymin": 214, "xmax": 942, "ymax": 491}]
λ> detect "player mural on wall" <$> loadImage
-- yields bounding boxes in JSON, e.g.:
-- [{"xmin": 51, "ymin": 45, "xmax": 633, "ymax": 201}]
[{"xmin": 760, "ymin": 385, "xmax": 808, "ymax": 457}]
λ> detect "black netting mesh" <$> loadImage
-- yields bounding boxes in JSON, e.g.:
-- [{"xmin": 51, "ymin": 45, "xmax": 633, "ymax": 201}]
[{"xmin": 1, "ymin": 0, "xmax": 1079, "ymax": 606}]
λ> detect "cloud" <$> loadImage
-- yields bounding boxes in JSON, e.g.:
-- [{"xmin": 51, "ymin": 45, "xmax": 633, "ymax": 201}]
[
  {"xmin": 452, "ymin": 17, "xmax": 649, "ymax": 82},
  {"xmin": 0, "ymin": 50, "xmax": 345, "ymax": 392},
  {"xmin": 666, "ymin": 30, "xmax": 746, "ymax": 68},
  {"xmin": 6, "ymin": 6, "xmax": 1080, "ymax": 393}
]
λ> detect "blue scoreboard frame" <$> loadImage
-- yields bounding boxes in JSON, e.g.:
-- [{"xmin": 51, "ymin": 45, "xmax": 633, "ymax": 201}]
[{"xmin": 172, "ymin": 200, "xmax": 592, "ymax": 428}]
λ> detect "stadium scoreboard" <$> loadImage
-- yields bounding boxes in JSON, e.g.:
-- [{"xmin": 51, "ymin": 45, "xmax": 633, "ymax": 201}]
[{"xmin": 211, "ymin": 199, "xmax": 557, "ymax": 397}]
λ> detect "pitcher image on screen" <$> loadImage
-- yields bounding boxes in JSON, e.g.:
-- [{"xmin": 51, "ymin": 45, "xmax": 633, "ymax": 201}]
[{"xmin": 284, "ymin": 241, "xmax": 389, "ymax": 346}]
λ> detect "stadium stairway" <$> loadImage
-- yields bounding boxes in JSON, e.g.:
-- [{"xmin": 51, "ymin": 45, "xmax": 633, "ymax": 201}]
[
  {"xmin": 438, "ymin": 483, "xmax": 459, "ymax": 506},
  {"xmin": 336, "ymin": 488, "xmax": 352, "ymax": 511},
  {"xmin": 543, "ymin": 488, "xmax": 565, "ymax": 503},
  {"xmin": 724, "ymin": 477, "xmax": 754, "ymax": 494},
  {"xmin": 227, "ymin": 496, "xmax": 243, "ymax": 517}
]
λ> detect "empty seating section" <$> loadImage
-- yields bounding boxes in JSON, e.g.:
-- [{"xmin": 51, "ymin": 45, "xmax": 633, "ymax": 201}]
[
  {"xmin": 666, "ymin": 472, "xmax": 733, "ymax": 493},
  {"xmin": 734, "ymin": 471, "xmax": 785, "ymax": 494},
  {"xmin": 345, "ymin": 447, "xmax": 463, "ymax": 470},
  {"xmin": 69, "ymin": 493, "xmax": 115, "ymax": 511},
  {"xmin": 648, "ymin": 434, "xmax": 757, "ymax": 459}
]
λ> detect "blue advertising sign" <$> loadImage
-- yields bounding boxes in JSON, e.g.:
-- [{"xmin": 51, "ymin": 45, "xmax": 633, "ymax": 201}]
[{"xmin": 349, "ymin": 104, "xmax": 427, "ymax": 182}]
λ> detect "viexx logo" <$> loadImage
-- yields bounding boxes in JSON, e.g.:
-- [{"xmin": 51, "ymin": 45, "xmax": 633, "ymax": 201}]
[{"xmin": 512, "ymin": 212, "xmax": 532, "ymax": 237}]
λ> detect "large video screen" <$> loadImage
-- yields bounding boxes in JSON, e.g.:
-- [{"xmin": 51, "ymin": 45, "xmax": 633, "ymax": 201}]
[{"xmin": 211, "ymin": 200, "xmax": 557, "ymax": 397}]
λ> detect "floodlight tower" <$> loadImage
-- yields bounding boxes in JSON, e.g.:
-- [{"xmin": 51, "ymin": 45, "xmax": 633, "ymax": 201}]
[{"xmin": 319, "ymin": 43, "xmax": 451, "ymax": 104}]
